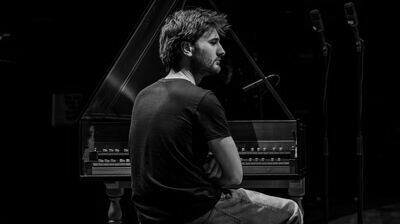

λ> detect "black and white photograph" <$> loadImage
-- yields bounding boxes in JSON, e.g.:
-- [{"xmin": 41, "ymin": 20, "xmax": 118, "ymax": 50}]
[{"xmin": 3, "ymin": 0, "xmax": 399, "ymax": 223}]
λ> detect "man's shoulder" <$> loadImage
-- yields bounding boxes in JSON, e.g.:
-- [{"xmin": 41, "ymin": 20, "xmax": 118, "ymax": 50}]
[{"xmin": 166, "ymin": 79, "xmax": 212, "ymax": 98}]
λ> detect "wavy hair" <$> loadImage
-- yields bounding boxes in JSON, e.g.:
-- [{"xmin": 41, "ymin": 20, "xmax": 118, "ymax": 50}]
[{"xmin": 159, "ymin": 8, "xmax": 230, "ymax": 71}]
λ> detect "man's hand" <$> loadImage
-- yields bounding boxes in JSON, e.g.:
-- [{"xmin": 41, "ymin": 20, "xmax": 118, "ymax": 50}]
[{"xmin": 203, "ymin": 152, "xmax": 222, "ymax": 179}]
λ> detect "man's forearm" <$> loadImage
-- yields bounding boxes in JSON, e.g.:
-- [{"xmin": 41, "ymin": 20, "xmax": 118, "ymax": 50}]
[{"xmin": 204, "ymin": 153, "xmax": 243, "ymax": 187}]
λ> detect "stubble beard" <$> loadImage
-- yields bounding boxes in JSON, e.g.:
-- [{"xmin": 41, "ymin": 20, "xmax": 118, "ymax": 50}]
[{"xmin": 192, "ymin": 57, "xmax": 221, "ymax": 79}]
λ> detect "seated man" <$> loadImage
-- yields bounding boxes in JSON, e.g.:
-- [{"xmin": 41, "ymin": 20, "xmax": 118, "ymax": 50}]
[{"xmin": 129, "ymin": 7, "xmax": 303, "ymax": 224}]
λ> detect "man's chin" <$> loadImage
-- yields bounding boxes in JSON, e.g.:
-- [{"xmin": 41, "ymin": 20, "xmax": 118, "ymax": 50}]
[{"xmin": 213, "ymin": 66, "xmax": 221, "ymax": 74}]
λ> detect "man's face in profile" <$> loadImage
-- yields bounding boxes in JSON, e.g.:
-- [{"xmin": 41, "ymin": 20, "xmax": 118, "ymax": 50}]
[{"xmin": 191, "ymin": 28, "xmax": 226, "ymax": 76}]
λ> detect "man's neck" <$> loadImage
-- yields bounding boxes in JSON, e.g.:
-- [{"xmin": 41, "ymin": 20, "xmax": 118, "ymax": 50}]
[{"xmin": 165, "ymin": 69, "xmax": 197, "ymax": 85}]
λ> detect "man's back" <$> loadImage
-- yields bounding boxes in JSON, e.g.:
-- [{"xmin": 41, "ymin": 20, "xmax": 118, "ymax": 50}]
[{"xmin": 129, "ymin": 78, "xmax": 230, "ymax": 223}]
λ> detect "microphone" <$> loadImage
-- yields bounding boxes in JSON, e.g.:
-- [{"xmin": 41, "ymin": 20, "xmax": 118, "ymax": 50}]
[
  {"xmin": 309, "ymin": 9, "xmax": 329, "ymax": 56},
  {"xmin": 344, "ymin": 2, "xmax": 362, "ymax": 52},
  {"xmin": 242, "ymin": 74, "xmax": 280, "ymax": 92}
]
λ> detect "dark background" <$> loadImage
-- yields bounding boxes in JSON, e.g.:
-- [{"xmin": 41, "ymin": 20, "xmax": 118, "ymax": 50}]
[{"xmin": 3, "ymin": 0, "xmax": 399, "ymax": 223}]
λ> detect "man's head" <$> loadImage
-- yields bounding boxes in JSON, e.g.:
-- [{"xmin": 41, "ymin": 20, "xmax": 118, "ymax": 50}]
[{"xmin": 159, "ymin": 8, "xmax": 230, "ymax": 75}]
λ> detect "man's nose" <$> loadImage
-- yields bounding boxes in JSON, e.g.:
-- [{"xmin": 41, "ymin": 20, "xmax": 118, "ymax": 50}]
[{"xmin": 217, "ymin": 43, "xmax": 225, "ymax": 57}]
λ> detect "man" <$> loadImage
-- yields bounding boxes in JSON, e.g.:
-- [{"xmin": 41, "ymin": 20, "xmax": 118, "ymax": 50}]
[{"xmin": 129, "ymin": 8, "xmax": 303, "ymax": 224}]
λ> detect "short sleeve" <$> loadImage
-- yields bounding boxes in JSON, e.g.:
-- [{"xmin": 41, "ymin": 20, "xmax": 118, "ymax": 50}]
[{"xmin": 197, "ymin": 91, "xmax": 231, "ymax": 141}]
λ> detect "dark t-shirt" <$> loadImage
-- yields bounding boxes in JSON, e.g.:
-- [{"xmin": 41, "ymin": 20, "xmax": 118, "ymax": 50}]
[{"xmin": 129, "ymin": 78, "xmax": 231, "ymax": 223}]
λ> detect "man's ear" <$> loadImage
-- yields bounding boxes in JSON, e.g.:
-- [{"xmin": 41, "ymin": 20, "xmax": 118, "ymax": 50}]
[{"xmin": 181, "ymin": 41, "xmax": 194, "ymax": 57}]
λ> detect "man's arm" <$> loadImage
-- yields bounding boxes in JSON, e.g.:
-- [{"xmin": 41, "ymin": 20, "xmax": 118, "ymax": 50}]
[{"xmin": 206, "ymin": 136, "xmax": 243, "ymax": 186}]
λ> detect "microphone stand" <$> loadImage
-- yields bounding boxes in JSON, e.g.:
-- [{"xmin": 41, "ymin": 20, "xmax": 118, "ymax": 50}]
[
  {"xmin": 355, "ymin": 38, "xmax": 365, "ymax": 224},
  {"xmin": 226, "ymin": 28, "xmax": 295, "ymax": 120},
  {"xmin": 343, "ymin": 3, "xmax": 365, "ymax": 222},
  {"xmin": 309, "ymin": 9, "xmax": 332, "ymax": 222},
  {"xmin": 321, "ymin": 41, "xmax": 332, "ymax": 224},
  {"xmin": 242, "ymin": 75, "xmax": 281, "ymax": 119}
]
